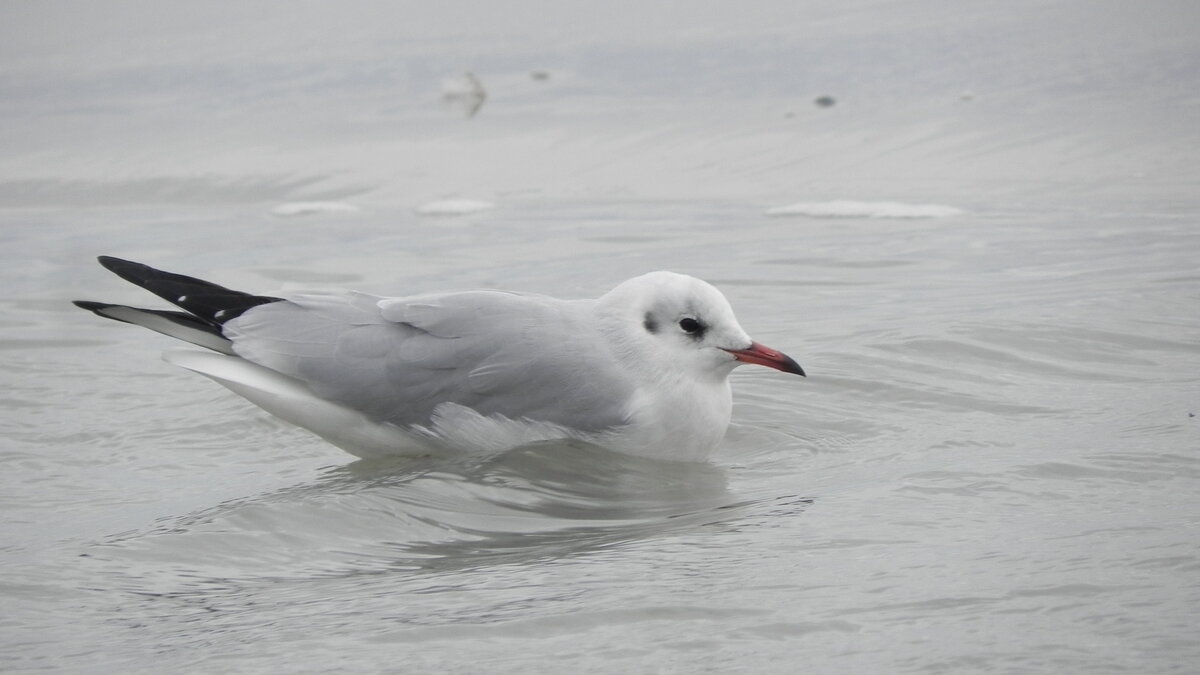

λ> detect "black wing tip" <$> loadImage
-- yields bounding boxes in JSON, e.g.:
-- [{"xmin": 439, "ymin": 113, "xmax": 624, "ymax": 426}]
[
  {"xmin": 72, "ymin": 299, "xmax": 136, "ymax": 326},
  {"xmin": 88, "ymin": 255, "xmax": 285, "ymax": 325},
  {"xmin": 96, "ymin": 254, "xmax": 125, "ymax": 270},
  {"xmin": 95, "ymin": 255, "xmax": 154, "ymax": 284},
  {"xmin": 97, "ymin": 255, "xmax": 136, "ymax": 265},
  {"xmin": 73, "ymin": 299, "xmax": 111, "ymax": 313}
]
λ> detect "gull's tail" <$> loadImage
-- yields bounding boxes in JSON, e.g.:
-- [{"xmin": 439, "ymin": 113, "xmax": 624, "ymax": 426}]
[
  {"xmin": 72, "ymin": 256, "xmax": 283, "ymax": 355},
  {"xmin": 73, "ymin": 256, "xmax": 430, "ymax": 458}
]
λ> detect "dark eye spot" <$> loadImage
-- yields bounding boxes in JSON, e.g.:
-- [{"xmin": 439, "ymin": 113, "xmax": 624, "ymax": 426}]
[
  {"xmin": 643, "ymin": 313, "xmax": 659, "ymax": 334},
  {"xmin": 679, "ymin": 317, "xmax": 705, "ymax": 336}
]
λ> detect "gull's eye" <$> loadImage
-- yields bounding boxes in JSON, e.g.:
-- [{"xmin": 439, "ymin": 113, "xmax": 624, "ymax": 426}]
[{"xmin": 678, "ymin": 317, "xmax": 705, "ymax": 336}]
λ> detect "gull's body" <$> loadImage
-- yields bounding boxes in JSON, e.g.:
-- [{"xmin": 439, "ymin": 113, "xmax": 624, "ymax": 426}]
[{"xmin": 75, "ymin": 257, "xmax": 804, "ymax": 461}]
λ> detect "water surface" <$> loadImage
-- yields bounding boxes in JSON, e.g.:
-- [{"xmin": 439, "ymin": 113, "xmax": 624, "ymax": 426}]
[{"xmin": 3, "ymin": 2, "xmax": 1199, "ymax": 672}]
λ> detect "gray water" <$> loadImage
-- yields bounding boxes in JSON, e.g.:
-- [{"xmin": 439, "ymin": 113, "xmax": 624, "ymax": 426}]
[{"xmin": 3, "ymin": 2, "xmax": 1199, "ymax": 672}]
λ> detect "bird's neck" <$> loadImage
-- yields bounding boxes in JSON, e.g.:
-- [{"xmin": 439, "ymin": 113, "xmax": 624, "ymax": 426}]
[{"xmin": 618, "ymin": 376, "xmax": 733, "ymax": 461}]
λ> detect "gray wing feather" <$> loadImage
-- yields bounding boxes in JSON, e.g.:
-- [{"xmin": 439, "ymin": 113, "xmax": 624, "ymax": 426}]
[{"xmin": 223, "ymin": 289, "xmax": 634, "ymax": 433}]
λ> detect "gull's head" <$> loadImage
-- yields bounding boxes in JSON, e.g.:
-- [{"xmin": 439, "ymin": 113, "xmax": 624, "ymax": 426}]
[{"xmin": 597, "ymin": 271, "xmax": 805, "ymax": 382}]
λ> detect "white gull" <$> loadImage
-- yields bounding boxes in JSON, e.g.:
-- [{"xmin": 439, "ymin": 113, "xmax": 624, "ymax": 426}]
[{"xmin": 75, "ymin": 257, "xmax": 804, "ymax": 461}]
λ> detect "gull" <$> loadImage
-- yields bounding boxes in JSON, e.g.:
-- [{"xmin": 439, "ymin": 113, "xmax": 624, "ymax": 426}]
[{"xmin": 74, "ymin": 257, "xmax": 804, "ymax": 461}]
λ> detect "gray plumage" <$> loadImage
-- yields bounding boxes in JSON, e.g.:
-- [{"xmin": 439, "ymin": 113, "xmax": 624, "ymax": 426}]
[{"xmin": 224, "ymin": 289, "xmax": 633, "ymax": 434}]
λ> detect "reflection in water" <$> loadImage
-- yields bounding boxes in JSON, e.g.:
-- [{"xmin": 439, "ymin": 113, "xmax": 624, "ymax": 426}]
[
  {"xmin": 70, "ymin": 443, "xmax": 813, "ymax": 660},
  {"xmin": 76, "ymin": 441, "xmax": 812, "ymax": 657},
  {"xmin": 87, "ymin": 442, "xmax": 808, "ymax": 588}
]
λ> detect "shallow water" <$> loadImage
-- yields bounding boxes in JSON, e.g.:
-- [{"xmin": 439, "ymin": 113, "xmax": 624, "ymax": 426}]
[{"xmin": 3, "ymin": 2, "xmax": 1200, "ymax": 673}]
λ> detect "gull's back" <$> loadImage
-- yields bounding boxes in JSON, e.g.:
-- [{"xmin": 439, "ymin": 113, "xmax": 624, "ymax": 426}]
[{"xmin": 223, "ymin": 289, "xmax": 637, "ymax": 434}]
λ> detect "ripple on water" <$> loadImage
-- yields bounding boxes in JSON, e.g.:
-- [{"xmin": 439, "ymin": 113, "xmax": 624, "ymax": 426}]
[
  {"xmin": 66, "ymin": 442, "xmax": 817, "ymax": 660},
  {"xmin": 82, "ymin": 443, "xmax": 791, "ymax": 590}
]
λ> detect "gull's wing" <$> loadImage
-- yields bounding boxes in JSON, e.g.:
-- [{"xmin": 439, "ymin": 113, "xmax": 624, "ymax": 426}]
[{"xmin": 222, "ymin": 289, "xmax": 636, "ymax": 433}]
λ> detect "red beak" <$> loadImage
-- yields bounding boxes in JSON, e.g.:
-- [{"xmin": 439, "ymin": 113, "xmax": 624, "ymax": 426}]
[{"xmin": 724, "ymin": 341, "xmax": 806, "ymax": 376}]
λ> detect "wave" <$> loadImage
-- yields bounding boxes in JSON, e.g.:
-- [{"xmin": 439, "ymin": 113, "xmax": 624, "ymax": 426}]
[{"xmin": 765, "ymin": 200, "xmax": 963, "ymax": 219}]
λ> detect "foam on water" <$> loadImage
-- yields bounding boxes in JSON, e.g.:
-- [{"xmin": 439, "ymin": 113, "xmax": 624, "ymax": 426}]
[
  {"xmin": 765, "ymin": 200, "xmax": 964, "ymax": 219},
  {"xmin": 271, "ymin": 201, "xmax": 361, "ymax": 217}
]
